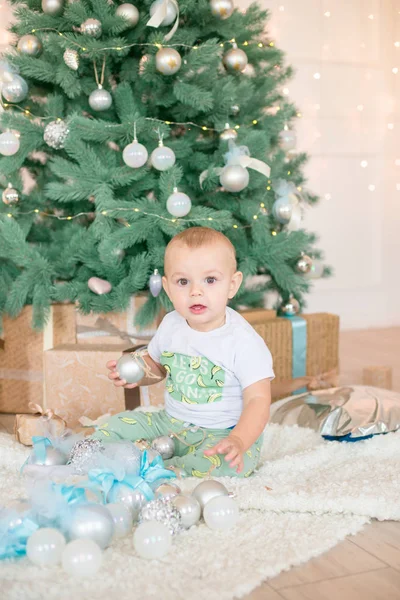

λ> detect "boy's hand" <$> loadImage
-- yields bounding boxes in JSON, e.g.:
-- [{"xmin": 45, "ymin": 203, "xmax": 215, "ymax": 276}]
[
  {"xmin": 106, "ymin": 360, "xmax": 139, "ymax": 389},
  {"xmin": 203, "ymin": 435, "xmax": 245, "ymax": 473}
]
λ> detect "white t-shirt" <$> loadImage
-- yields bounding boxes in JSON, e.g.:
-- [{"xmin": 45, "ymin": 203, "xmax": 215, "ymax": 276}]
[{"xmin": 147, "ymin": 307, "xmax": 274, "ymax": 429}]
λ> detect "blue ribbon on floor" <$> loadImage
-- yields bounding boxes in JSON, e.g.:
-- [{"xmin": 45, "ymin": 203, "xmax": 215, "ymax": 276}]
[{"xmin": 283, "ymin": 315, "xmax": 307, "ymax": 395}]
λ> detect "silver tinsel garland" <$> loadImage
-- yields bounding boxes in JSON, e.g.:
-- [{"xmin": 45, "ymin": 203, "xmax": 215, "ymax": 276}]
[{"xmin": 138, "ymin": 497, "xmax": 182, "ymax": 535}]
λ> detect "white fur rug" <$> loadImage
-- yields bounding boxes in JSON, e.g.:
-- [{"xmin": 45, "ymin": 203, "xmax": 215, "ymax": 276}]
[{"xmin": 0, "ymin": 424, "xmax": 399, "ymax": 600}]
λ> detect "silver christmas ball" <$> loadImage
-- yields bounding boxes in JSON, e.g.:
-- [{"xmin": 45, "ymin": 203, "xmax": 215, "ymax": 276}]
[
  {"xmin": 139, "ymin": 497, "xmax": 182, "ymax": 535},
  {"xmin": 116, "ymin": 3, "xmax": 139, "ymax": 27},
  {"xmin": 149, "ymin": 269, "xmax": 162, "ymax": 297},
  {"xmin": 223, "ymin": 47, "xmax": 248, "ymax": 73},
  {"xmin": 63, "ymin": 48, "xmax": 79, "ymax": 71},
  {"xmin": 272, "ymin": 196, "xmax": 293, "ymax": 224},
  {"xmin": 151, "ymin": 436, "xmax": 175, "ymax": 460},
  {"xmin": 89, "ymin": 87, "xmax": 112, "ymax": 112},
  {"xmin": 172, "ymin": 494, "xmax": 201, "ymax": 528},
  {"xmin": 192, "ymin": 480, "xmax": 229, "ymax": 511},
  {"xmin": 107, "ymin": 484, "xmax": 147, "ymax": 521},
  {"xmin": 116, "ymin": 354, "xmax": 145, "ymax": 384},
  {"xmin": 122, "ymin": 141, "xmax": 148, "ymax": 168},
  {"xmin": 296, "ymin": 253, "xmax": 313, "ymax": 274},
  {"xmin": 220, "ymin": 164, "xmax": 249, "ymax": 193},
  {"xmin": 154, "ymin": 482, "xmax": 181, "ymax": 501},
  {"xmin": 17, "ymin": 34, "xmax": 42, "ymax": 57},
  {"xmin": 280, "ymin": 295, "xmax": 300, "ymax": 316},
  {"xmin": 42, "ymin": 0, "xmax": 64, "ymax": 15},
  {"xmin": 68, "ymin": 439, "xmax": 105, "ymax": 475},
  {"xmin": 166, "ymin": 190, "xmax": 192, "ymax": 217},
  {"xmin": 279, "ymin": 128, "xmax": 297, "ymax": 151},
  {"xmin": 155, "ymin": 47, "xmax": 181, "ymax": 75},
  {"xmin": 30, "ymin": 446, "xmax": 68, "ymax": 467},
  {"xmin": 151, "ymin": 144, "xmax": 175, "ymax": 171},
  {"xmin": 150, "ymin": 0, "xmax": 177, "ymax": 26},
  {"xmin": 68, "ymin": 504, "xmax": 114, "ymax": 549},
  {"xmin": 44, "ymin": 119, "xmax": 69, "ymax": 150},
  {"xmin": 219, "ymin": 127, "xmax": 237, "ymax": 142},
  {"xmin": 304, "ymin": 260, "xmax": 324, "ymax": 280},
  {"xmin": 2, "ymin": 184, "xmax": 19, "ymax": 205},
  {"xmin": 0, "ymin": 131, "xmax": 20, "ymax": 156},
  {"xmin": 210, "ymin": 0, "xmax": 234, "ymax": 20},
  {"xmin": 2, "ymin": 75, "xmax": 28, "ymax": 103},
  {"xmin": 230, "ymin": 103, "xmax": 240, "ymax": 116},
  {"xmin": 80, "ymin": 18, "xmax": 102, "ymax": 37}
]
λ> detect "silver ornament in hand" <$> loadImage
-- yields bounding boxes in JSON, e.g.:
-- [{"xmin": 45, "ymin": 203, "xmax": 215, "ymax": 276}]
[{"xmin": 116, "ymin": 354, "xmax": 145, "ymax": 384}]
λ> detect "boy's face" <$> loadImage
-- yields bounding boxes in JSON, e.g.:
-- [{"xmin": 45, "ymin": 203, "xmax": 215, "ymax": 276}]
[{"xmin": 163, "ymin": 242, "xmax": 243, "ymax": 331}]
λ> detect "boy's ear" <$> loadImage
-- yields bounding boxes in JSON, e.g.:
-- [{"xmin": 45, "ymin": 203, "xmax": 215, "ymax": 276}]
[
  {"xmin": 228, "ymin": 271, "xmax": 243, "ymax": 299},
  {"xmin": 162, "ymin": 276, "xmax": 170, "ymax": 298}
]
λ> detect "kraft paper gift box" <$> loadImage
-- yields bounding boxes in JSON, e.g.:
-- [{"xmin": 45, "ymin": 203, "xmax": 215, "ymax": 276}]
[
  {"xmin": 44, "ymin": 343, "xmax": 131, "ymax": 428},
  {"xmin": 0, "ymin": 304, "xmax": 76, "ymax": 413}
]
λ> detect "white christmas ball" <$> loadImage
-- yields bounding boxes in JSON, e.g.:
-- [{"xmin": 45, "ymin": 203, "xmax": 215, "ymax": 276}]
[
  {"xmin": 42, "ymin": 0, "xmax": 64, "ymax": 16},
  {"xmin": 279, "ymin": 129, "xmax": 297, "ymax": 151},
  {"xmin": 150, "ymin": 0, "xmax": 177, "ymax": 26},
  {"xmin": 107, "ymin": 503, "xmax": 133, "ymax": 539},
  {"xmin": 1, "ymin": 74, "xmax": 28, "ymax": 103},
  {"xmin": 107, "ymin": 484, "xmax": 147, "ymax": 521},
  {"xmin": 89, "ymin": 88, "xmax": 112, "ymax": 112},
  {"xmin": 67, "ymin": 505, "xmax": 114, "ymax": 549},
  {"xmin": 220, "ymin": 164, "xmax": 249, "ymax": 192},
  {"xmin": 203, "ymin": 495, "xmax": 239, "ymax": 530},
  {"xmin": 0, "ymin": 132, "xmax": 20, "ymax": 156},
  {"xmin": 210, "ymin": 0, "xmax": 234, "ymax": 20},
  {"xmin": 27, "ymin": 528, "xmax": 66, "ymax": 566},
  {"xmin": 223, "ymin": 48, "xmax": 248, "ymax": 73},
  {"xmin": 151, "ymin": 145, "xmax": 175, "ymax": 171},
  {"xmin": 123, "ymin": 141, "xmax": 148, "ymax": 168},
  {"xmin": 116, "ymin": 3, "xmax": 140, "ymax": 27},
  {"xmin": 272, "ymin": 197, "xmax": 293, "ymax": 224},
  {"xmin": 133, "ymin": 521, "xmax": 172, "ymax": 559},
  {"xmin": 155, "ymin": 47, "xmax": 181, "ymax": 75},
  {"xmin": 62, "ymin": 539, "xmax": 103, "ymax": 578},
  {"xmin": 166, "ymin": 191, "xmax": 192, "ymax": 217}
]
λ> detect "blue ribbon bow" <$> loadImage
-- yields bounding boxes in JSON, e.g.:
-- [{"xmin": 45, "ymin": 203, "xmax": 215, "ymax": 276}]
[{"xmin": 31, "ymin": 436, "xmax": 53, "ymax": 463}]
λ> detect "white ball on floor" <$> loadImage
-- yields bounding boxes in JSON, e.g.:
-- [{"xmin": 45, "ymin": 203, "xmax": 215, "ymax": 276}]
[
  {"xmin": 62, "ymin": 539, "xmax": 103, "ymax": 577},
  {"xmin": 67, "ymin": 505, "xmax": 114, "ymax": 549},
  {"xmin": 133, "ymin": 520, "xmax": 172, "ymax": 559},
  {"xmin": 26, "ymin": 528, "xmax": 66, "ymax": 566},
  {"xmin": 107, "ymin": 503, "xmax": 133, "ymax": 538},
  {"xmin": 203, "ymin": 495, "xmax": 239, "ymax": 530}
]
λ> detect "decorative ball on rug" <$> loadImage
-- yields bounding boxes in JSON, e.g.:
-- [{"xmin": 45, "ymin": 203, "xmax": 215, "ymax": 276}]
[
  {"xmin": 29, "ymin": 446, "xmax": 68, "ymax": 467},
  {"xmin": 151, "ymin": 435, "xmax": 175, "ymax": 459},
  {"xmin": 203, "ymin": 495, "xmax": 239, "ymax": 530},
  {"xmin": 138, "ymin": 497, "xmax": 182, "ymax": 535},
  {"xmin": 62, "ymin": 539, "xmax": 103, "ymax": 577},
  {"xmin": 172, "ymin": 494, "xmax": 201, "ymax": 528},
  {"xmin": 153, "ymin": 482, "xmax": 181, "ymax": 501},
  {"xmin": 106, "ymin": 503, "xmax": 133, "ymax": 539},
  {"xmin": 68, "ymin": 438, "xmax": 105, "ymax": 474},
  {"xmin": 107, "ymin": 483, "xmax": 147, "ymax": 520},
  {"xmin": 116, "ymin": 354, "xmax": 145, "ymax": 384},
  {"xmin": 26, "ymin": 528, "xmax": 66, "ymax": 566},
  {"xmin": 67, "ymin": 505, "xmax": 114, "ymax": 550},
  {"xmin": 192, "ymin": 479, "xmax": 229, "ymax": 511},
  {"xmin": 133, "ymin": 520, "xmax": 172, "ymax": 559}
]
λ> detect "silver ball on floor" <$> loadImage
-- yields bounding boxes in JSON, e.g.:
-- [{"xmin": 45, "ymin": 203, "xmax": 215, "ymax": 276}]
[
  {"xmin": 151, "ymin": 435, "xmax": 175, "ymax": 459},
  {"xmin": 68, "ymin": 505, "xmax": 114, "ymax": 549},
  {"xmin": 29, "ymin": 447, "xmax": 68, "ymax": 467},
  {"xmin": 191, "ymin": 480, "xmax": 229, "ymax": 512},
  {"xmin": 154, "ymin": 482, "xmax": 181, "ymax": 501},
  {"xmin": 172, "ymin": 495, "xmax": 201, "ymax": 528},
  {"xmin": 107, "ymin": 484, "xmax": 147, "ymax": 521}
]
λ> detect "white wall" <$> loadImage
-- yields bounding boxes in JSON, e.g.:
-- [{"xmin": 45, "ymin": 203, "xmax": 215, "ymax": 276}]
[
  {"xmin": 2, "ymin": 0, "xmax": 400, "ymax": 329},
  {"xmin": 237, "ymin": 0, "xmax": 400, "ymax": 329}
]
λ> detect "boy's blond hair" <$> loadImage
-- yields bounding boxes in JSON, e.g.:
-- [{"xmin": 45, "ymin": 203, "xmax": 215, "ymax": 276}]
[{"xmin": 164, "ymin": 227, "xmax": 237, "ymax": 271}]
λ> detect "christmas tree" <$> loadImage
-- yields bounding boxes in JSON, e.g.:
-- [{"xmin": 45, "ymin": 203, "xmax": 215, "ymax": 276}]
[{"xmin": 0, "ymin": 0, "xmax": 329, "ymax": 330}]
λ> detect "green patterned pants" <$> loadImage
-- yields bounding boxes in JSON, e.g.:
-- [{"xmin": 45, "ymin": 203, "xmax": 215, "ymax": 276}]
[{"xmin": 90, "ymin": 409, "xmax": 263, "ymax": 478}]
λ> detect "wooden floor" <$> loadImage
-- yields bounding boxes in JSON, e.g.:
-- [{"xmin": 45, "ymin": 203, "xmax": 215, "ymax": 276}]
[{"xmin": 0, "ymin": 326, "xmax": 399, "ymax": 599}]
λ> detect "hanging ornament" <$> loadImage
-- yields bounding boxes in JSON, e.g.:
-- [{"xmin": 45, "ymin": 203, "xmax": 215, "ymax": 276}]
[
  {"xmin": 80, "ymin": 18, "xmax": 102, "ymax": 37},
  {"xmin": 272, "ymin": 196, "xmax": 293, "ymax": 224},
  {"xmin": 155, "ymin": 47, "xmax": 181, "ymax": 75},
  {"xmin": 151, "ymin": 435, "xmax": 175, "ymax": 459},
  {"xmin": 149, "ymin": 269, "xmax": 163, "ymax": 297},
  {"xmin": 89, "ymin": 57, "xmax": 112, "ymax": 112},
  {"xmin": 116, "ymin": 3, "xmax": 140, "ymax": 27},
  {"xmin": 223, "ymin": 44, "xmax": 248, "ymax": 73},
  {"xmin": 63, "ymin": 48, "xmax": 79, "ymax": 71},
  {"xmin": 220, "ymin": 164, "xmax": 249, "ymax": 193},
  {"xmin": 279, "ymin": 126, "xmax": 297, "ymax": 152},
  {"xmin": 210, "ymin": 0, "xmax": 234, "ymax": 20},
  {"xmin": 149, "ymin": 0, "xmax": 177, "ymax": 26},
  {"xmin": 304, "ymin": 260, "xmax": 324, "ymax": 280},
  {"xmin": 88, "ymin": 276, "xmax": 112, "ymax": 295},
  {"xmin": 151, "ymin": 140, "xmax": 176, "ymax": 171},
  {"xmin": 2, "ymin": 183, "xmax": 19, "ymax": 205},
  {"xmin": 17, "ymin": 34, "xmax": 42, "ymax": 57},
  {"xmin": 296, "ymin": 253, "xmax": 313, "ymax": 274},
  {"xmin": 166, "ymin": 188, "xmax": 192, "ymax": 217},
  {"xmin": 42, "ymin": 0, "xmax": 64, "ymax": 15},
  {"xmin": 44, "ymin": 119, "xmax": 69, "ymax": 149},
  {"xmin": 89, "ymin": 86, "xmax": 112, "ymax": 111},
  {"xmin": 230, "ymin": 103, "xmax": 240, "ymax": 116},
  {"xmin": 0, "ymin": 131, "xmax": 20, "ymax": 156},
  {"xmin": 1, "ymin": 75, "xmax": 28, "ymax": 103},
  {"xmin": 116, "ymin": 354, "xmax": 145, "ymax": 384},
  {"xmin": 219, "ymin": 123, "xmax": 237, "ymax": 142},
  {"xmin": 123, "ymin": 141, "xmax": 148, "ymax": 168},
  {"xmin": 280, "ymin": 294, "xmax": 300, "ymax": 316}
]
